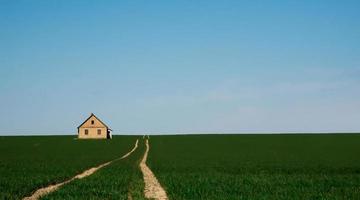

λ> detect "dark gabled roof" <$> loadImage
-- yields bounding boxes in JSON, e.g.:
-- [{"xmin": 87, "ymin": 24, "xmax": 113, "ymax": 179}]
[{"xmin": 77, "ymin": 113, "xmax": 111, "ymax": 130}]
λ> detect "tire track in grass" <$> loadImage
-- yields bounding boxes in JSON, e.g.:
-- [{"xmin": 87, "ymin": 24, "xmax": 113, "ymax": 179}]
[
  {"xmin": 23, "ymin": 139, "xmax": 139, "ymax": 200},
  {"xmin": 140, "ymin": 139, "xmax": 168, "ymax": 200}
]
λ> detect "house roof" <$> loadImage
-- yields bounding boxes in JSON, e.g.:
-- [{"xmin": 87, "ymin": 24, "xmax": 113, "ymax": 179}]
[{"xmin": 77, "ymin": 113, "xmax": 112, "ymax": 130}]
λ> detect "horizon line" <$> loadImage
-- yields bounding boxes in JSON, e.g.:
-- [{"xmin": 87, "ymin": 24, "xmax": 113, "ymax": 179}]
[{"xmin": 1, "ymin": 131, "xmax": 360, "ymax": 136}]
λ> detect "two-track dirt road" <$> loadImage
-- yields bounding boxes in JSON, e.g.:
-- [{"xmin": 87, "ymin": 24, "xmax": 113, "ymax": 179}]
[{"xmin": 23, "ymin": 138, "xmax": 168, "ymax": 200}]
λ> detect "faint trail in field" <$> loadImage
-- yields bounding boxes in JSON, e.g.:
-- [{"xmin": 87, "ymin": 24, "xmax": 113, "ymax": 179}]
[
  {"xmin": 119, "ymin": 140, "xmax": 139, "ymax": 160},
  {"xmin": 140, "ymin": 139, "xmax": 168, "ymax": 200},
  {"xmin": 23, "ymin": 139, "xmax": 139, "ymax": 200},
  {"xmin": 127, "ymin": 191, "xmax": 133, "ymax": 200}
]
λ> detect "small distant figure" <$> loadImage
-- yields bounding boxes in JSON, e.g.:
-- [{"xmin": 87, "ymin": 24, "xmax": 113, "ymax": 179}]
[{"xmin": 77, "ymin": 113, "xmax": 112, "ymax": 139}]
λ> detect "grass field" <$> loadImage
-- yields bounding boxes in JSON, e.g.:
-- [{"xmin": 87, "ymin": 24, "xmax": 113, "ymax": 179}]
[
  {"xmin": 1, "ymin": 134, "xmax": 360, "ymax": 200},
  {"xmin": 0, "ymin": 136, "xmax": 138, "ymax": 199},
  {"xmin": 148, "ymin": 134, "xmax": 360, "ymax": 200},
  {"xmin": 43, "ymin": 139, "xmax": 146, "ymax": 200}
]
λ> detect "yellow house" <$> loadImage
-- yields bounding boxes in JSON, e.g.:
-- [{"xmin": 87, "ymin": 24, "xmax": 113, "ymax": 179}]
[{"xmin": 77, "ymin": 113, "xmax": 112, "ymax": 139}]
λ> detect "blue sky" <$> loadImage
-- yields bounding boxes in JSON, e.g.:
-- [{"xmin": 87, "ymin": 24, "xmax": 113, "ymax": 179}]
[{"xmin": 1, "ymin": 0, "xmax": 359, "ymax": 135}]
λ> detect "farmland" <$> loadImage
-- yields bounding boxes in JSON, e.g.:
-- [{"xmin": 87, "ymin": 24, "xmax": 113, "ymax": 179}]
[
  {"xmin": 0, "ymin": 136, "xmax": 138, "ymax": 199},
  {"xmin": 42, "ymin": 139, "xmax": 146, "ymax": 200},
  {"xmin": 1, "ymin": 134, "xmax": 360, "ymax": 200},
  {"xmin": 148, "ymin": 134, "xmax": 360, "ymax": 200}
]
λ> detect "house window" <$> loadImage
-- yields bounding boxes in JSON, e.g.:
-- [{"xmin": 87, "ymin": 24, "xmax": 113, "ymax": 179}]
[
  {"xmin": 91, "ymin": 120, "xmax": 94, "ymax": 125},
  {"xmin": 85, "ymin": 129, "xmax": 88, "ymax": 135},
  {"xmin": 97, "ymin": 129, "xmax": 101, "ymax": 135}
]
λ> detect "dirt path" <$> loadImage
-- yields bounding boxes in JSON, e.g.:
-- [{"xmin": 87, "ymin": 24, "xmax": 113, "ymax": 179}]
[
  {"xmin": 140, "ymin": 139, "xmax": 168, "ymax": 200},
  {"xmin": 23, "ymin": 139, "xmax": 139, "ymax": 200}
]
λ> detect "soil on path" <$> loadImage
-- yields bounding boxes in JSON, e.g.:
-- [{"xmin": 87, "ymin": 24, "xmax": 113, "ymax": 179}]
[
  {"xmin": 23, "ymin": 139, "xmax": 139, "ymax": 200},
  {"xmin": 140, "ymin": 139, "xmax": 168, "ymax": 200}
]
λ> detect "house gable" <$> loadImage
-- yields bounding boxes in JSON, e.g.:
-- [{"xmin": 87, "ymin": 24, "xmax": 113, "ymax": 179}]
[{"xmin": 78, "ymin": 113, "xmax": 109, "ymax": 129}]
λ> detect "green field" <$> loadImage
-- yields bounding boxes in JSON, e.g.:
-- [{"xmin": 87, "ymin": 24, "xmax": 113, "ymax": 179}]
[
  {"xmin": 0, "ymin": 136, "xmax": 138, "ymax": 199},
  {"xmin": 43, "ymin": 139, "xmax": 146, "ymax": 200},
  {"xmin": 1, "ymin": 134, "xmax": 360, "ymax": 199},
  {"xmin": 149, "ymin": 134, "xmax": 360, "ymax": 199}
]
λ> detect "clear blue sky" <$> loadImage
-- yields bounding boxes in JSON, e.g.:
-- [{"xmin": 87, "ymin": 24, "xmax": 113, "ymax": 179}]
[{"xmin": 1, "ymin": 0, "xmax": 359, "ymax": 135}]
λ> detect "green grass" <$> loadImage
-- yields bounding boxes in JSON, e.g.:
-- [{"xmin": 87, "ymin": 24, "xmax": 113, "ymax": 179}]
[
  {"xmin": 43, "ymin": 138, "xmax": 146, "ymax": 200},
  {"xmin": 148, "ymin": 134, "xmax": 360, "ymax": 200},
  {"xmin": 2, "ymin": 134, "xmax": 360, "ymax": 200},
  {"xmin": 0, "ymin": 135, "xmax": 138, "ymax": 199}
]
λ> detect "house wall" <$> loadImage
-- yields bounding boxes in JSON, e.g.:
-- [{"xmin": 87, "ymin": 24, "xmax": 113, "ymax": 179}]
[
  {"xmin": 78, "ymin": 115, "xmax": 108, "ymax": 139},
  {"xmin": 79, "ymin": 127, "xmax": 107, "ymax": 139}
]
